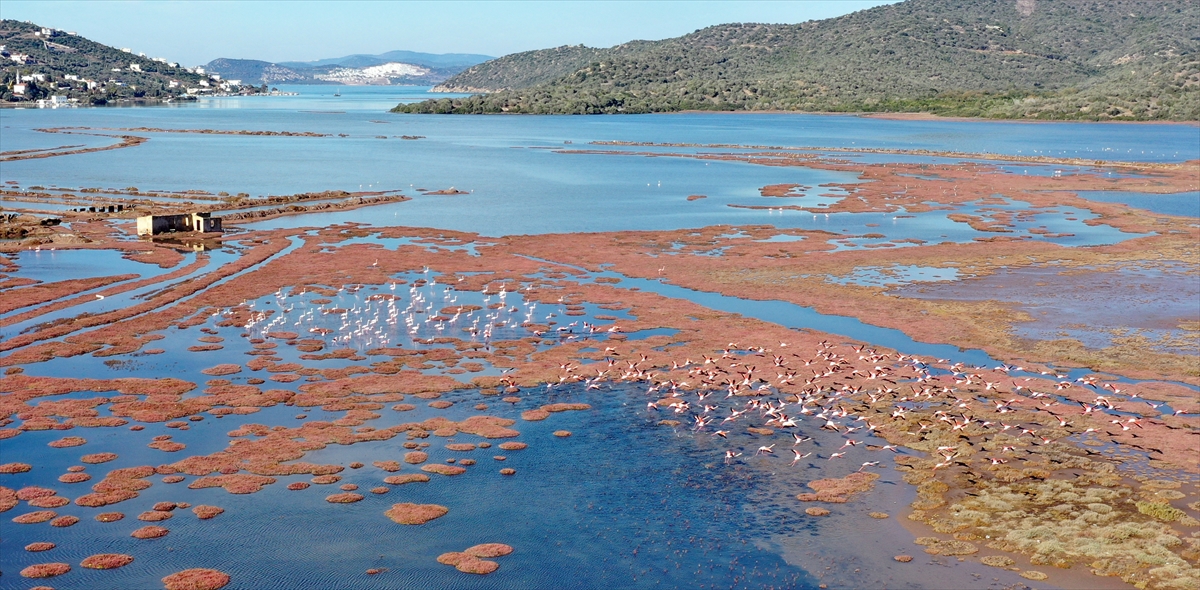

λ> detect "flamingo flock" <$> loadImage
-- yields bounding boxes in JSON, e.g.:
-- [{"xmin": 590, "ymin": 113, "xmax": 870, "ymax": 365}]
[
  {"xmin": 534, "ymin": 338, "xmax": 1175, "ymax": 472},
  {"xmin": 225, "ymin": 272, "xmax": 1183, "ymax": 477},
  {"xmin": 234, "ymin": 271, "xmax": 616, "ymax": 356}
]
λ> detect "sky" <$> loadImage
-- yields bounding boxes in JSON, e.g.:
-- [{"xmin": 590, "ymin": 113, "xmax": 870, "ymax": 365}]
[{"xmin": 1, "ymin": 1, "xmax": 894, "ymax": 66}]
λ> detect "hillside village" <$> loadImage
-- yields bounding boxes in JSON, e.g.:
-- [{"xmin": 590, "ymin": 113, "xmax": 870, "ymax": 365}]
[{"xmin": 0, "ymin": 20, "xmax": 265, "ymax": 106}]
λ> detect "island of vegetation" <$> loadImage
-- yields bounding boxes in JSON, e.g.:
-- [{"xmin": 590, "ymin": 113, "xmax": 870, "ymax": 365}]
[{"xmin": 393, "ymin": 0, "xmax": 1198, "ymax": 121}]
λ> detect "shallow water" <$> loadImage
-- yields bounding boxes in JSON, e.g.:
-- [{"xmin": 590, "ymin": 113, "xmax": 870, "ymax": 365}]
[
  {"xmin": 1072, "ymin": 190, "xmax": 1200, "ymax": 218},
  {"xmin": 1, "ymin": 200, "xmax": 81, "ymax": 213},
  {"xmin": 828, "ymin": 265, "xmax": 961, "ymax": 288},
  {"xmin": 0, "ymin": 249, "xmax": 214, "ymax": 340},
  {"xmin": 2, "ymin": 249, "xmax": 164, "ymax": 284},
  {"xmin": 0, "ymin": 382, "xmax": 837, "ymax": 589},
  {"xmin": 892, "ymin": 264, "xmax": 1200, "ymax": 354}
]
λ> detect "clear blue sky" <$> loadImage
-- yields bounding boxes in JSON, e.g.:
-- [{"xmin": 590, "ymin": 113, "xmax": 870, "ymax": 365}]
[{"xmin": 1, "ymin": 1, "xmax": 894, "ymax": 66}]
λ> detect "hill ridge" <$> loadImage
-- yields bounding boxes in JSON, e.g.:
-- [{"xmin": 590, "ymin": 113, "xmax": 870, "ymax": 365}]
[{"xmin": 396, "ymin": 0, "xmax": 1199, "ymax": 120}]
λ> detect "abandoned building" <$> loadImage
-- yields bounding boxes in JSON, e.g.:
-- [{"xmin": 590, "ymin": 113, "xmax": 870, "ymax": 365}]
[{"xmin": 136, "ymin": 212, "xmax": 223, "ymax": 236}]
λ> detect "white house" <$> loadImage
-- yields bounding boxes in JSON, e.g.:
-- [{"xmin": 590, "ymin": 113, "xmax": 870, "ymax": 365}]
[{"xmin": 13, "ymin": 83, "xmax": 27, "ymax": 95}]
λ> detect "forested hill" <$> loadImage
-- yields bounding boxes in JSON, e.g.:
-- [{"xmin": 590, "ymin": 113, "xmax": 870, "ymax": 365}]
[{"xmin": 395, "ymin": 0, "xmax": 1199, "ymax": 120}]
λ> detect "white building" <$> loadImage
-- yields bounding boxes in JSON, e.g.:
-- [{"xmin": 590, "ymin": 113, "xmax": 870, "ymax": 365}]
[{"xmin": 13, "ymin": 83, "xmax": 26, "ymax": 95}]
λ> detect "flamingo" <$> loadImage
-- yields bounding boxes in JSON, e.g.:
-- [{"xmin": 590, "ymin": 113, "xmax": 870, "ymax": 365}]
[{"xmin": 789, "ymin": 450, "xmax": 812, "ymax": 466}]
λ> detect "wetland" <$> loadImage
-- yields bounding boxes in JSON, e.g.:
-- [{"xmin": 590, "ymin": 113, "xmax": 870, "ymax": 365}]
[{"xmin": 1, "ymin": 86, "xmax": 1198, "ymax": 590}]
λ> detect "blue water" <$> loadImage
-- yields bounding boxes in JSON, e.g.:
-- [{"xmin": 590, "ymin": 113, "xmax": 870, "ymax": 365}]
[
  {"xmin": 1073, "ymin": 190, "xmax": 1200, "ymax": 218},
  {"xmin": 1, "ymin": 249, "xmax": 167, "ymax": 284},
  {"xmin": 0, "ymin": 382, "xmax": 833, "ymax": 590},
  {"xmin": 828, "ymin": 265, "xmax": 960, "ymax": 287},
  {"xmin": 0, "ymin": 87, "xmax": 1194, "ymax": 242}
]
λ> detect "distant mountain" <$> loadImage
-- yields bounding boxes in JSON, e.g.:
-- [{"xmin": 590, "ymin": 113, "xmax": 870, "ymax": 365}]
[
  {"xmin": 205, "ymin": 50, "xmax": 493, "ymax": 86},
  {"xmin": 398, "ymin": 0, "xmax": 1199, "ymax": 121},
  {"xmin": 0, "ymin": 20, "xmax": 242, "ymax": 104},
  {"xmin": 279, "ymin": 50, "xmax": 492, "ymax": 70}
]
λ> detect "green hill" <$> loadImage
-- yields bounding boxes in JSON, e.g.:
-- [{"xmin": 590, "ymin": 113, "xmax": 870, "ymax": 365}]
[
  {"xmin": 0, "ymin": 20, "xmax": 253, "ymax": 104},
  {"xmin": 395, "ymin": 0, "xmax": 1200, "ymax": 120}
]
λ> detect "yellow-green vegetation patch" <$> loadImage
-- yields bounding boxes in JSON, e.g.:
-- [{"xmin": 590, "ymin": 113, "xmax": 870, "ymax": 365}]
[
  {"xmin": 980, "ymin": 555, "xmax": 1014, "ymax": 568},
  {"xmin": 1137, "ymin": 501, "xmax": 1186, "ymax": 523},
  {"xmin": 905, "ymin": 451, "xmax": 1200, "ymax": 589}
]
